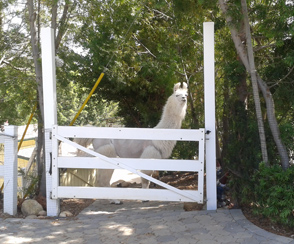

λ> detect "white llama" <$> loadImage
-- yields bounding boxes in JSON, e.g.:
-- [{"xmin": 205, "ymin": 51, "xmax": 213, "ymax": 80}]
[{"xmin": 75, "ymin": 82, "xmax": 188, "ymax": 203}]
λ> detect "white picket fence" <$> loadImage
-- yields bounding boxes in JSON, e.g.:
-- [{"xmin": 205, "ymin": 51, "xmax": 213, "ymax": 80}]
[
  {"xmin": 51, "ymin": 126, "xmax": 205, "ymax": 203},
  {"xmin": 0, "ymin": 126, "xmax": 18, "ymax": 215}
]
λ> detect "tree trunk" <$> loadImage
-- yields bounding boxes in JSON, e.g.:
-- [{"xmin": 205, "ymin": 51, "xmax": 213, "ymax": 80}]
[
  {"xmin": 219, "ymin": 0, "xmax": 289, "ymax": 169},
  {"xmin": 0, "ymin": 2, "xmax": 3, "ymax": 37},
  {"xmin": 256, "ymin": 75, "xmax": 289, "ymax": 170},
  {"xmin": 51, "ymin": 2, "xmax": 57, "ymax": 40},
  {"xmin": 55, "ymin": 2, "xmax": 70, "ymax": 52},
  {"xmin": 27, "ymin": 0, "xmax": 46, "ymax": 195},
  {"xmin": 241, "ymin": 0, "xmax": 268, "ymax": 164},
  {"xmin": 220, "ymin": 73, "xmax": 229, "ymax": 165},
  {"xmin": 27, "ymin": 1, "xmax": 77, "ymax": 196}
]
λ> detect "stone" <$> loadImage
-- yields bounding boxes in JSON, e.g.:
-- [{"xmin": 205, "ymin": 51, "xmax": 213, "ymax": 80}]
[
  {"xmin": 59, "ymin": 210, "xmax": 73, "ymax": 217},
  {"xmin": 21, "ymin": 199, "xmax": 44, "ymax": 216},
  {"xmin": 38, "ymin": 210, "xmax": 47, "ymax": 216}
]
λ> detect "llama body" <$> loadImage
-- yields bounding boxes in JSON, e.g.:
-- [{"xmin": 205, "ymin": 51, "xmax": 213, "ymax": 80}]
[{"xmin": 76, "ymin": 82, "xmax": 188, "ymax": 203}]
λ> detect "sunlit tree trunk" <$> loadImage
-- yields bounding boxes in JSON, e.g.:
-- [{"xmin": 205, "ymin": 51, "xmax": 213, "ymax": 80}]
[
  {"xmin": 27, "ymin": 0, "xmax": 45, "ymax": 196},
  {"xmin": 241, "ymin": 0, "xmax": 268, "ymax": 164},
  {"xmin": 219, "ymin": 0, "xmax": 289, "ymax": 169}
]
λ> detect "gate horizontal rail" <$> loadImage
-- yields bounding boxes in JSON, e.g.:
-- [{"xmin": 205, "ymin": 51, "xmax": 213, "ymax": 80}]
[
  {"xmin": 59, "ymin": 157, "xmax": 203, "ymax": 172},
  {"xmin": 56, "ymin": 126, "xmax": 204, "ymax": 141},
  {"xmin": 57, "ymin": 187, "xmax": 203, "ymax": 202}
]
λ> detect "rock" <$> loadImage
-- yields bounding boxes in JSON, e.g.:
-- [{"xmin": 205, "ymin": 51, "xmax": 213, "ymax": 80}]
[
  {"xmin": 35, "ymin": 195, "xmax": 46, "ymax": 210},
  {"xmin": 38, "ymin": 210, "xmax": 47, "ymax": 216},
  {"xmin": 59, "ymin": 210, "xmax": 73, "ymax": 217},
  {"xmin": 21, "ymin": 199, "xmax": 44, "ymax": 216}
]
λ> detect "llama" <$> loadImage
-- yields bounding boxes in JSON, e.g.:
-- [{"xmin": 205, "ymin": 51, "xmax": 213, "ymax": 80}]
[{"xmin": 75, "ymin": 82, "xmax": 188, "ymax": 203}]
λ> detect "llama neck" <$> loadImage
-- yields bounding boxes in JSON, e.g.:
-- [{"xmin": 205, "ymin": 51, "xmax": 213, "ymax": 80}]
[
  {"xmin": 155, "ymin": 99, "xmax": 186, "ymax": 129},
  {"xmin": 155, "ymin": 116, "xmax": 183, "ymax": 129}
]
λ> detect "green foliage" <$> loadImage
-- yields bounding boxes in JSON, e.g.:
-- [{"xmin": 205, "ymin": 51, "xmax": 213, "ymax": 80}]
[
  {"xmin": 0, "ymin": 60, "xmax": 37, "ymax": 125},
  {"xmin": 280, "ymin": 122, "xmax": 294, "ymax": 153},
  {"xmin": 241, "ymin": 163, "xmax": 294, "ymax": 227},
  {"xmin": 172, "ymin": 141, "xmax": 199, "ymax": 160},
  {"xmin": 73, "ymin": 0, "xmax": 213, "ymax": 128},
  {"xmin": 56, "ymin": 66, "xmax": 122, "ymax": 126}
]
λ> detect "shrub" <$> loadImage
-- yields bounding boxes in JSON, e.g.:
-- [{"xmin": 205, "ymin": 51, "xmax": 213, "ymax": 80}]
[{"xmin": 243, "ymin": 163, "xmax": 294, "ymax": 227}]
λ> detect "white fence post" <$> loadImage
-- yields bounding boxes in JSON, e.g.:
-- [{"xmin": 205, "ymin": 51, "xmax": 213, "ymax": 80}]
[
  {"xmin": 3, "ymin": 125, "xmax": 18, "ymax": 215},
  {"xmin": 41, "ymin": 27, "xmax": 60, "ymax": 216},
  {"xmin": 204, "ymin": 22, "xmax": 217, "ymax": 210}
]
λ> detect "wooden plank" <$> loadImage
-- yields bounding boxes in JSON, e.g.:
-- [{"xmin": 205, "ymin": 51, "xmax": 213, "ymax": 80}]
[
  {"xmin": 56, "ymin": 186, "xmax": 203, "ymax": 203},
  {"xmin": 58, "ymin": 157, "xmax": 204, "ymax": 172},
  {"xmin": 56, "ymin": 126, "xmax": 205, "ymax": 141}
]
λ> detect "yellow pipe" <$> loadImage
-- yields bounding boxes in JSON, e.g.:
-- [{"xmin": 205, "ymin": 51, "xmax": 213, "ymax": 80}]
[
  {"xmin": 18, "ymin": 103, "xmax": 37, "ymax": 152},
  {"xmin": 69, "ymin": 72, "xmax": 104, "ymax": 126}
]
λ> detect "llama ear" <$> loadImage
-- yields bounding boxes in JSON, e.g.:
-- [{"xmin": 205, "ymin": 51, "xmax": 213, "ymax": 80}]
[
  {"xmin": 182, "ymin": 82, "xmax": 188, "ymax": 90},
  {"xmin": 173, "ymin": 83, "xmax": 181, "ymax": 92},
  {"xmin": 174, "ymin": 82, "xmax": 188, "ymax": 92}
]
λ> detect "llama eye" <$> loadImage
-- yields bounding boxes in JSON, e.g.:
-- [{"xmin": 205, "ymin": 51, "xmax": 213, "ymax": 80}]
[{"xmin": 176, "ymin": 95, "xmax": 179, "ymax": 97}]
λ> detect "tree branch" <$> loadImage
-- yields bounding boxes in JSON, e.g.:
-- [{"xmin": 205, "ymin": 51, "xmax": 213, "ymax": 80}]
[
  {"xmin": 51, "ymin": 1, "xmax": 57, "ymax": 39},
  {"xmin": 269, "ymin": 65, "xmax": 294, "ymax": 88},
  {"xmin": 133, "ymin": 34, "xmax": 157, "ymax": 58},
  {"xmin": 218, "ymin": 0, "xmax": 250, "ymax": 71},
  {"xmin": 55, "ymin": 1, "xmax": 77, "ymax": 52},
  {"xmin": 0, "ymin": 53, "xmax": 5, "ymax": 66},
  {"xmin": 144, "ymin": 5, "xmax": 173, "ymax": 20},
  {"xmin": 0, "ymin": 59, "xmax": 28, "ymax": 71}
]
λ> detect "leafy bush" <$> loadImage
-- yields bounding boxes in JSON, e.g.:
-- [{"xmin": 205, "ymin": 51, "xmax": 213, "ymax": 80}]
[{"xmin": 242, "ymin": 163, "xmax": 294, "ymax": 227}]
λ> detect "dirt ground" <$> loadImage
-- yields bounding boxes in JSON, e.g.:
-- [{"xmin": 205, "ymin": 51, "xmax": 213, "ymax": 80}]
[{"xmin": 0, "ymin": 172, "xmax": 293, "ymax": 239}]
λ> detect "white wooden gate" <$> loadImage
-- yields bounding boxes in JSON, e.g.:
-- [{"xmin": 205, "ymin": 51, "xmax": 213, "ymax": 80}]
[
  {"xmin": 42, "ymin": 22, "xmax": 216, "ymax": 216},
  {"xmin": 51, "ymin": 126, "xmax": 205, "ymax": 203}
]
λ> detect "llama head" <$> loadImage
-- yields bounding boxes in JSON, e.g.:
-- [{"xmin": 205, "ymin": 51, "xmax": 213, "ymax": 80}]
[
  {"xmin": 173, "ymin": 82, "xmax": 188, "ymax": 104},
  {"xmin": 156, "ymin": 82, "xmax": 188, "ymax": 128}
]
